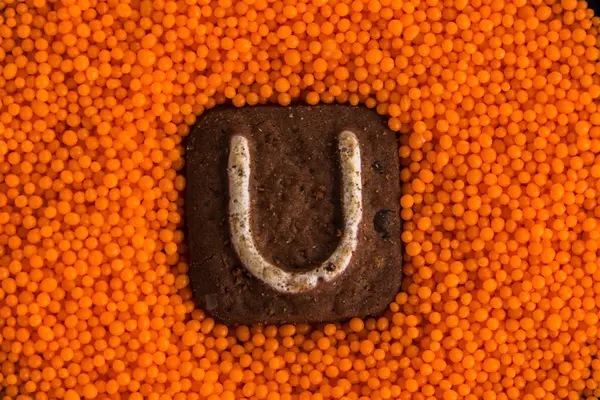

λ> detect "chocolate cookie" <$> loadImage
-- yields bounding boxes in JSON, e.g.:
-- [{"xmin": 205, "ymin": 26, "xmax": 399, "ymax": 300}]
[{"xmin": 186, "ymin": 105, "xmax": 402, "ymax": 324}]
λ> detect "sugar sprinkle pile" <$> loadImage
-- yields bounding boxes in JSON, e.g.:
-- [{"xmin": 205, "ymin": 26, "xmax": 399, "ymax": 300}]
[{"xmin": 0, "ymin": 0, "xmax": 600, "ymax": 399}]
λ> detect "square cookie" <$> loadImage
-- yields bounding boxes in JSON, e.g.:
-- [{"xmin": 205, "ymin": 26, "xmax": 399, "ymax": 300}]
[{"xmin": 186, "ymin": 105, "xmax": 402, "ymax": 325}]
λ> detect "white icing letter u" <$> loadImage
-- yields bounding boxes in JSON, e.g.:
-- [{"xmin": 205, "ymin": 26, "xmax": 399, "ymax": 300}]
[{"xmin": 228, "ymin": 131, "xmax": 363, "ymax": 293}]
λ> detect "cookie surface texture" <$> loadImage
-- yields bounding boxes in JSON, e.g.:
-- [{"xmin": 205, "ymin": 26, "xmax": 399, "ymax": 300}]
[{"xmin": 186, "ymin": 105, "xmax": 402, "ymax": 324}]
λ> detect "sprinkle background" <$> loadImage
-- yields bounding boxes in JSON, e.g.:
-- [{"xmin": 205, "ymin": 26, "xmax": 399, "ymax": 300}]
[{"xmin": 0, "ymin": 0, "xmax": 600, "ymax": 399}]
